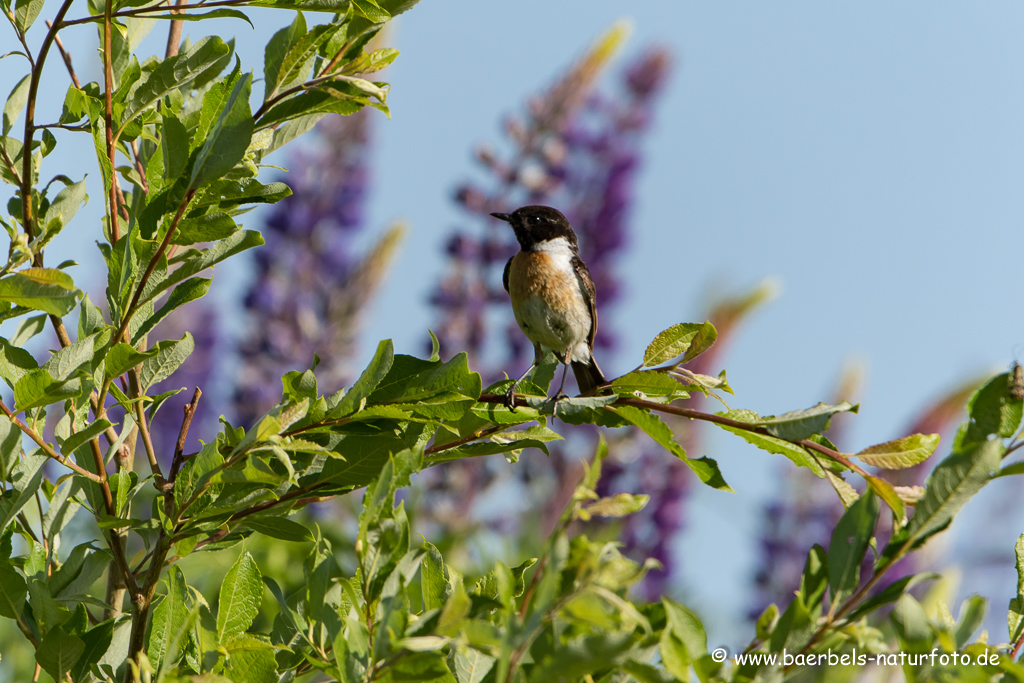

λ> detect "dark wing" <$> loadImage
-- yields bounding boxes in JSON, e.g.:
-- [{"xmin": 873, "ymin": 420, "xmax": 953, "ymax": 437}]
[
  {"xmin": 571, "ymin": 255, "xmax": 598, "ymax": 348},
  {"xmin": 503, "ymin": 257, "xmax": 512, "ymax": 294}
]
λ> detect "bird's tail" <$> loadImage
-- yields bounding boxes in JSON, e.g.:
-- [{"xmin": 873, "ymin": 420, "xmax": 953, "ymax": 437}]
[{"xmin": 571, "ymin": 356, "xmax": 606, "ymax": 395}]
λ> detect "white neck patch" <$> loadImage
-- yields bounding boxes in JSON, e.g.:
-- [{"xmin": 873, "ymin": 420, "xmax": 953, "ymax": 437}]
[{"xmin": 532, "ymin": 236, "xmax": 575, "ymax": 270}]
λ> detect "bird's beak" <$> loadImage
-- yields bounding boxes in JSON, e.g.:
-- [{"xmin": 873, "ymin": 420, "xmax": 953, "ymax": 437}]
[{"xmin": 490, "ymin": 212, "xmax": 511, "ymax": 222}]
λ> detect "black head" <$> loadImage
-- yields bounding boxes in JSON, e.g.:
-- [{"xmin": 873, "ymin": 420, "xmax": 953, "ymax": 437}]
[{"xmin": 490, "ymin": 205, "xmax": 577, "ymax": 251}]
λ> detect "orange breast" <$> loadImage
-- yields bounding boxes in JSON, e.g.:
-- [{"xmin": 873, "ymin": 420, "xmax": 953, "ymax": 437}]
[{"xmin": 507, "ymin": 251, "xmax": 577, "ymax": 309}]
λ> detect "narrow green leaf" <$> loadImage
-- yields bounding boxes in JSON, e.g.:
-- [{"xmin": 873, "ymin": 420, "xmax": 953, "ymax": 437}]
[
  {"xmin": 759, "ymin": 401, "xmax": 858, "ymax": 441},
  {"xmin": 800, "ymin": 545, "xmax": 828, "ymax": 612},
  {"xmin": 848, "ymin": 573, "xmax": 939, "ymax": 621},
  {"xmin": 273, "ymin": 23, "xmax": 342, "ymax": 98},
  {"xmin": 217, "ymin": 551, "xmax": 262, "ymax": 642},
  {"xmin": 0, "ymin": 559, "xmax": 27, "ymax": 619},
  {"xmin": 897, "ymin": 439, "xmax": 1002, "ymax": 553},
  {"xmin": 866, "ymin": 474, "xmax": 906, "ymax": 523},
  {"xmin": 133, "ymin": 278, "xmax": 212, "ymax": 342},
  {"xmin": 190, "ymin": 71, "xmax": 254, "ymax": 187},
  {"xmin": 1010, "ymin": 534, "xmax": 1024, "ymax": 643},
  {"xmin": 121, "ymin": 36, "xmax": 230, "ymax": 133},
  {"xmin": 264, "ymin": 11, "xmax": 307, "ymax": 100},
  {"xmin": 827, "ymin": 491, "xmax": 879, "ymax": 602},
  {"xmin": 58, "ymin": 419, "xmax": 112, "ymax": 456},
  {"xmin": 351, "ymin": 0, "xmax": 390, "ymax": 21},
  {"xmin": 3, "ymin": 75, "xmax": 30, "ymax": 136},
  {"xmin": 960, "ymin": 372, "xmax": 1023, "ymax": 447},
  {"xmin": 171, "ymin": 212, "xmax": 238, "ymax": 245},
  {"xmin": 42, "ymin": 334, "xmax": 95, "ymax": 380},
  {"xmin": 579, "ymin": 493, "xmax": 649, "ymax": 520},
  {"xmin": 140, "ymin": 230, "xmax": 263, "ymax": 305},
  {"xmin": 242, "ymin": 516, "xmax": 314, "ymax": 542},
  {"xmin": 147, "ymin": 565, "xmax": 188, "ymax": 670},
  {"xmin": 716, "ymin": 408, "xmax": 826, "ymax": 477}
]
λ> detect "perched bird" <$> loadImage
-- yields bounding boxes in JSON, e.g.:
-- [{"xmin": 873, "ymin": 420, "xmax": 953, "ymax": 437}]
[{"xmin": 491, "ymin": 206, "xmax": 606, "ymax": 407}]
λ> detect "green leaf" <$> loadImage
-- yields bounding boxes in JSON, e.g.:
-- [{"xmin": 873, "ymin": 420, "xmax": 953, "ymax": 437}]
[
  {"xmin": 140, "ymin": 230, "xmax": 263, "ymax": 304},
  {"xmin": 960, "ymin": 372, "xmax": 1023, "ymax": 447},
  {"xmin": 342, "ymin": 47, "xmax": 399, "ymax": 75},
  {"xmin": 13, "ymin": 0, "xmax": 45, "ymax": 32},
  {"xmin": 578, "ymin": 493, "xmax": 649, "ymax": 520},
  {"xmin": 242, "ymin": 516, "xmax": 314, "ymax": 542},
  {"xmin": 255, "ymin": 88, "xmax": 364, "ymax": 129},
  {"xmin": 3, "ymin": 75, "xmax": 30, "ymax": 136},
  {"xmin": 855, "ymin": 433, "xmax": 940, "ymax": 469},
  {"xmin": 890, "ymin": 594, "xmax": 933, "ymax": 646},
  {"xmin": 1010, "ymin": 534, "xmax": 1024, "ymax": 643},
  {"xmin": 759, "ymin": 401, "xmax": 858, "ymax": 442},
  {"xmin": 0, "ymin": 267, "xmax": 80, "ymax": 316},
  {"xmin": 121, "ymin": 36, "xmax": 231, "ymax": 134},
  {"xmin": 148, "ymin": 564, "xmax": 188, "ymax": 670},
  {"xmin": 896, "ymin": 439, "xmax": 1002, "ymax": 554},
  {"xmin": 138, "ymin": 333, "xmax": 194, "ymax": 391},
  {"xmin": 104, "ymin": 342, "xmax": 159, "ymax": 378},
  {"xmin": 41, "ymin": 178, "xmax": 88, "ymax": 233},
  {"xmin": 264, "ymin": 12, "xmax": 307, "ymax": 100},
  {"xmin": 454, "ymin": 647, "xmax": 495, "ymax": 683},
  {"xmin": 70, "ymin": 619, "xmax": 115, "ymax": 682},
  {"xmin": 14, "ymin": 368, "xmax": 81, "ymax": 410},
  {"xmin": 35, "ymin": 626, "xmax": 84, "ymax": 681},
  {"xmin": 660, "ymin": 598, "xmax": 708, "ymax": 679},
  {"xmin": 954, "ymin": 595, "xmax": 986, "ymax": 649},
  {"xmin": 716, "ymin": 408, "xmax": 826, "ymax": 477},
  {"xmin": 642, "ymin": 321, "xmax": 716, "ymax": 367},
  {"xmin": 0, "ymin": 558, "xmax": 27, "ymax": 619},
  {"xmin": 827, "ymin": 490, "xmax": 879, "ymax": 603},
  {"xmin": 195, "ymin": 179, "xmax": 291, "ymax": 210},
  {"xmin": 351, "ymin": 0, "xmax": 390, "ymax": 21},
  {"xmin": 43, "ymin": 334, "xmax": 95, "ymax": 380},
  {"xmin": 0, "ymin": 337, "xmax": 38, "ymax": 389},
  {"xmin": 11, "ymin": 314, "xmax": 46, "ymax": 347},
  {"xmin": 609, "ymin": 371, "xmax": 689, "ymax": 402},
  {"xmin": 171, "ymin": 212, "xmax": 238, "ymax": 245},
  {"xmin": 865, "ymin": 474, "xmax": 906, "ymax": 523},
  {"xmin": 190, "ymin": 71, "xmax": 254, "ymax": 187},
  {"xmin": 799, "ymin": 545, "xmax": 828, "ymax": 613},
  {"xmin": 217, "ymin": 551, "xmax": 262, "ymax": 643},
  {"xmin": 273, "ymin": 24, "xmax": 342, "ymax": 99},
  {"xmin": 847, "ymin": 572, "xmax": 939, "ymax": 621},
  {"xmin": 223, "ymin": 634, "xmax": 278, "ymax": 683},
  {"xmin": 330, "ymin": 339, "xmax": 394, "ymax": 418},
  {"xmin": 58, "ymin": 418, "xmax": 112, "ymax": 456}
]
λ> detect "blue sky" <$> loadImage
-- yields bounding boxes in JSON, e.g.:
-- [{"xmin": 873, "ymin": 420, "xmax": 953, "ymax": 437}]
[{"xmin": 3, "ymin": 0, "xmax": 1024, "ymax": 647}]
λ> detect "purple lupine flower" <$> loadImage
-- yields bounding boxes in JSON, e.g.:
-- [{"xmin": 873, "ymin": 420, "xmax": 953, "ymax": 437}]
[
  {"xmin": 232, "ymin": 111, "xmax": 400, "ymax": 426},
  {"xmin": 424, "ymin": 41, "xmax": 688, "ymax": 592}
]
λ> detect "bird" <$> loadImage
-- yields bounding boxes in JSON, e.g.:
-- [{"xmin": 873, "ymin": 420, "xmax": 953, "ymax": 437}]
[{"xmin": 491, "ymin": 205, "xmax": 606, "ymax": 408}]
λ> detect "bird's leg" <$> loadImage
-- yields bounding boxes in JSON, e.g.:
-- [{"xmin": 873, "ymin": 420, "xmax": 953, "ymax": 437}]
[
  {"xmin": 504, "ymin": 343, "xmax": 543, "ymax": 412},
  {"xmin": 549, "ymin": 347, "xmax": 574, "ymax": 413}
]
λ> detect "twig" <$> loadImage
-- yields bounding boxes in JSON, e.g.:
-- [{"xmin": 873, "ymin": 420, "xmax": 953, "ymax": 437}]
[
  {"xmin": 164, "ymin": 0, "xmax": 188, "ymax": 59},
  {"xmin": 0, "ymin": 399, "xmax": 102, "ymax": 483},
  {"xmin": 170, "ymin": 387, "xmax": 201, "ymax": 482},
  {"xmin": 128, "ymin": 368, "xmax": 162, "ymax": 479},
  {"xmin": 62, "ymin": 0, "xmax": 252, "ymax": 26},
  {"xmin": 103, "ymin": 0, "xmax": 121, "ymax": 244},
  {"xmin": 47, "ymin": 19, "xmax": 81, "ymax": 88},
  {"xmin": 424, "ymin": 423, "xmax": 510, "ymax": 457},
  {"xmin": 129, "ymin": 140, "xmax": 149, "ymax": 194},
  {"xmin": 19, "ymin": 0, "xmax": 77, "ymax": 240}
]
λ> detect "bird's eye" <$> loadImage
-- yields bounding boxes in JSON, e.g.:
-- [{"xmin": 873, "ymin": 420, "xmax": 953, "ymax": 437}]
[{"xmin": 530, "ymin": 216, "xmax": 541, "ymax": 224}]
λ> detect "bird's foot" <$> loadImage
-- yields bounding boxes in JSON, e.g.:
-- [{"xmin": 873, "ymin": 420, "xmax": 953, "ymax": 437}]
[{"xmin": 547, "ymin": 390, "xmax": 569, "ymax": 415}]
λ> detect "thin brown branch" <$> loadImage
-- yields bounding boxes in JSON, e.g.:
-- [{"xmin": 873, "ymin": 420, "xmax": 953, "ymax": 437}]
[
  {"xmin": 20, "ymin": 0, "xmax": 77, "ymax": 240},
  {"xmin": 103, "ymin": 0, "xmax": 121, "ymax": 244},
  {"xmin": 424, "ymin": 423, "xmax": 510, "ymax": 457},
  {"xmin": 170, "ymin": 387, "xmax": 201, "ymax": 482},
  {"xmin": 128, "ymin": 368, "xmax": 162, "ymax": 479},
  {"xmin": 62, "ymin": 0, "xmax": 250, "ymax": 26},
  {"xmin": 46, "ymin": 19, "xmax": 81, "ymax": 88},
  {"xmin": 0, "ymin": 399, "xmax": 102, "ymax": 483},
  {"xmin": 129, "ymin": 140, "xmax": 149, "ymax": 194},
  {"xmin": 164, "ymin": 0, "xmax": 187, "ymax": 58}
]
